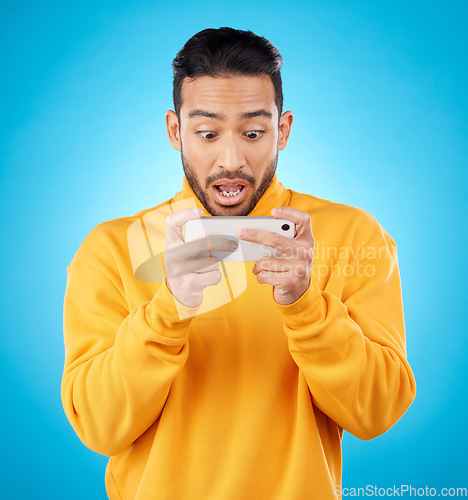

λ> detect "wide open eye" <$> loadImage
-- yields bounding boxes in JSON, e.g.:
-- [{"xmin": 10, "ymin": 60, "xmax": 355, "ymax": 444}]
[
  {"xmin": 244, "ymin": 130, "xmax": 264, "ymax": 140},
  {"xmin": 197, "ymin": 131, "xmax": 218, "ymax": 140}
]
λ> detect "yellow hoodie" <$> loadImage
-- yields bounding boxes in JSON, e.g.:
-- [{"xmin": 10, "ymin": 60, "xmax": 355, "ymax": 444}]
[{"xmin": 62, "ymin": 175, "xmax": 416, "ymax": 499}]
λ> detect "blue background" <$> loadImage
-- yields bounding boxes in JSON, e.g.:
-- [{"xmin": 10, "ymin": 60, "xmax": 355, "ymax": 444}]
[{"xmin": 1, "ymin": 0, "xmax": 467, "ymax": 498}]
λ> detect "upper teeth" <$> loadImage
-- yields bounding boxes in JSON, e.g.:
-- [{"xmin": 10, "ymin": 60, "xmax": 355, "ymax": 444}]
[{"xmin": 221, "ymin": 189, "xmax": 241, "ymax": 197}]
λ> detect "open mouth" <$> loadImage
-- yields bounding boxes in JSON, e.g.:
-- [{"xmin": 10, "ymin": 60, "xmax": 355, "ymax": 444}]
[
  {"xmin": 216, "ymin": 184, "xmax": 245, "ymax": 197},
  {"xmin": 211, "ymin": 182, "xmax": 249, "ymax": 206}
]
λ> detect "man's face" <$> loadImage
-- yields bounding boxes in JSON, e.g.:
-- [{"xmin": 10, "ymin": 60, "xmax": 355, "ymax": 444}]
[{"xmin": 166, "ymin": 75, "xmax": 293, "ymax": 215}]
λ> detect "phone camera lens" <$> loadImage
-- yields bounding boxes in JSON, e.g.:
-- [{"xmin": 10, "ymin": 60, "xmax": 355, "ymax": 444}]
[{"xmin": 281, "ymin": 224, "xmax": 290, "ymax": 231}]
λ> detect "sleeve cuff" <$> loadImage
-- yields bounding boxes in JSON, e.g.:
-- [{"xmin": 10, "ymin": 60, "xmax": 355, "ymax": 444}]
[
  {"xmin": 141, "ymin": 281, "xmax": 199, "ymax": 341},
  {"xmin": 275, "ymin": 279, "xmax": 327, "ymax": 329}
]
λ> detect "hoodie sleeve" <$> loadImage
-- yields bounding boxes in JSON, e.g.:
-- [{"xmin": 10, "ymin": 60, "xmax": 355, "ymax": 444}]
[
  {"xmin": 61, "ymin": 260, "xmax": 193, "ymax": 457},
  {"xmin": 276, "ymin": 221, "xmax": 416, "ymax": 440}
]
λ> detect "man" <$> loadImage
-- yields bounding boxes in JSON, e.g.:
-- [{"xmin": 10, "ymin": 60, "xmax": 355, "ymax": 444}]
[{"xmin": 61, "ymin": 27, "xmax": 416, "ymax": 499}]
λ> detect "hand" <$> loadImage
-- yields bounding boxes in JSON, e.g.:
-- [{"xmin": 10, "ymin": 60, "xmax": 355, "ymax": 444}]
[
  {"xmin": 164, "ymin": 207, "xmax": 238, "ymax": 308},
  {"xmin": 238, "ymin": 207, "xmax": 315, "ymax": 305}
]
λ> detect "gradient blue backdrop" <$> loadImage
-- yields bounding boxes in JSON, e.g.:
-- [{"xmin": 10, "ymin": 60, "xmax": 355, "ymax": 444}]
[{"xmin": 1, "ymin": 1, "xmax": 467, "ymax": 498}]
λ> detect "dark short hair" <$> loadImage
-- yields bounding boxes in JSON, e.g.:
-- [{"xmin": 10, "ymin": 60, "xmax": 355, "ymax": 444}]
[{"xmin": 172, "ymin": 27, "xmax": 283, "ymax": 118}]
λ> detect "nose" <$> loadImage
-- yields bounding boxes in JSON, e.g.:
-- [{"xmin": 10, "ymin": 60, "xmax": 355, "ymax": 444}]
[{"xmin": 216, "ymin": 136, "xmax": 246, "ymax": 171}]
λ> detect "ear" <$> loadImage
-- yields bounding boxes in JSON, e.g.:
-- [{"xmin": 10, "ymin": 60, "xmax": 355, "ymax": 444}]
[
  {"xmin": 166, "ymin": 110, "xmax": 181, "ymax": 151},
  {"xmin": 278, "ymin": 110, "xmax": 293, "ymax": 150}
]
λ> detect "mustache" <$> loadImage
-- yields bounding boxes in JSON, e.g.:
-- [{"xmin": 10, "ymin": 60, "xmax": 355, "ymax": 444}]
[{"xmin": 205, "ymin": 171, "xmax": 256, "ymax": 187}]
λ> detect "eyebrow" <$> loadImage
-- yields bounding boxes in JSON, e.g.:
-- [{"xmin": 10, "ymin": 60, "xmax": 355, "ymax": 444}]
[
  {"xmin": 241, "ymin": 110, "xmax": 273, "ymax": 119},
  {"xmin": 188, "ymin": 109, "xmax": 225, "ymax": 119},
  {"xmin": 187, "ymin": 109, "xmax": 273, "ymax": 120}
]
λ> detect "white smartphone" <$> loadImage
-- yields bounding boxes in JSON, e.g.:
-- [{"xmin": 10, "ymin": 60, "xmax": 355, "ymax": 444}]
[{"xmin": 184, "ymin": 216, "xmax": 295, "ymax": 262}]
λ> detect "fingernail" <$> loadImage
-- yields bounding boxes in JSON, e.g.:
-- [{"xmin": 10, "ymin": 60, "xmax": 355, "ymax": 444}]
[{"xmin": 238, "ymin": 228, "xmax": 246, "ymax": 238}]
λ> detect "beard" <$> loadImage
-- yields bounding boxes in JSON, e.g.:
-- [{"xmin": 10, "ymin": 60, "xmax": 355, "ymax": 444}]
[{"xmin": 181, "ymin": 151, "xmax": 278, "ymax": 216}]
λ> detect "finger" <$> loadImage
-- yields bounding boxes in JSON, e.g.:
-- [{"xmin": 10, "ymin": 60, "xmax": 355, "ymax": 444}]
[
  {"xmin": 193, "ymin": 259, "xmax": 220, "ymax": 274},
  {"xmin": 167, "ymin": 268, "xmax": 223, "ymax": 294},
  {"xmin": 271, "ymin": 207, "xmax": 315, "ymax": 243},
  {"xmin": 167, "ymin": 236, "xmax": 239, "ymax": 262},
  {"xmin": 165, "ymin": 207, "xmax": 203, "ymax": 247},
  {"xmin": 253, "ymin": 254, "xmax": 311, "ymax": 276},
  {"xmin": 252, "ymin": 257, "xmax": 290, "ymax": 275},
  {"xmin": 192, "ymin": 269, "xmax": 223, "ymax": 289},
  {"xmin": 237, "ymin": 228, "xmax": 295, "ymax": 255},
  {"xmin": 166, "ymin": 255, "xmax": 220, "ymax": 279},
  {"xmin": 199, "ymin": 235, "xmax": 240, "ymax": 256},
  {"xmin": 255, "ymin": 270, "xmax": 283, "ymax": 287}
]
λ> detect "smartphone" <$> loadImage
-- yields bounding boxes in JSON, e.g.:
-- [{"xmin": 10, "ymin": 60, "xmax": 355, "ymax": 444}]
[{"xmin": 184, "ymin": 216, "xmax": 295, "ymax": 262}]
